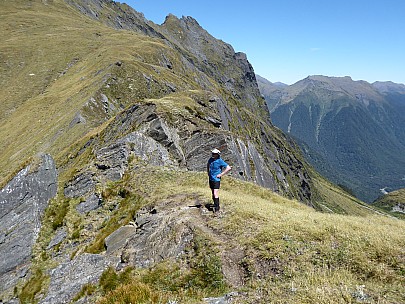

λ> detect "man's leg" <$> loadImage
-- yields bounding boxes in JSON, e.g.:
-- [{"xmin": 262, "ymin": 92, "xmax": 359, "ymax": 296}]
[{"xmin": 213, "ymin": 188, "xmax": 220, "ymax": 212}]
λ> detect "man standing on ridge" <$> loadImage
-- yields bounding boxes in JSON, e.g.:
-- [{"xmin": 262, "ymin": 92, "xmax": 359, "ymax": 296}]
[{"xmin": 207, "ymin": 148, "xmax": 232, "ymax": 213}]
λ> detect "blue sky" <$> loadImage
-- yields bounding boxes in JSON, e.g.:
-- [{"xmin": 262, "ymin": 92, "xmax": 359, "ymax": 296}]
[{"xmin": 125, "ymin": 0, "xmax": 405, "ymax": 85}]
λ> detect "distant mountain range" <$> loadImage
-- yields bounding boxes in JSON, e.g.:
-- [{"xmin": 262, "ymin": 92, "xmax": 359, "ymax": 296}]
[{"xmin": 258, "ymin": 75, "xmax": 405, "ymax": 202}]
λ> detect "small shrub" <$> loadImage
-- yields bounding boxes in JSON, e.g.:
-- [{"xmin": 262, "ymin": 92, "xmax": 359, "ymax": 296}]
[
  {"xmin": 72, "ymin": 283, "xmax": 97, "ymax": 302},
  {"xmin": 19, "ymin": 269, "xmax": 47, "ymax": 304},
  {"xmin": 100, "ymin": 266, "xmax": 133, "ymax": 295},
  {"xmin": 45, "ymin": 198, "xmax": 70, "ymax": 231}
]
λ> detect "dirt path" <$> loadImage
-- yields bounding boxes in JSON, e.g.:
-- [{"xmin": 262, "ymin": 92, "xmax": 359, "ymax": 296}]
[{"xmin": 148, "ymin": 193, "xmax": 248, "ymax": 288}]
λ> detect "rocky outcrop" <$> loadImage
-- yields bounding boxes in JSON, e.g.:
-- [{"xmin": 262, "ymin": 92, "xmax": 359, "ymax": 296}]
[
  {"xmin": 64, "ymin": 0, "xmax": 165, "ymax": 38},
  {"xmin": 40, "ymin": 254, "xmax": 119, "ymax": 304},
  {"xmin": 77, "ymin": 102, "xmax": 312, "ymax": 203},
  {"xmin": 108, "ymin": 204, "xmax": 194, "ymax": 268},
  {"xmin": 64, "ymin": 172, "xmax": 95, "ymax": 198},
  {"xmin": 392, "ymin": 203, "xmax": 405, "ymax": 214},
  {"xmin": 161, "ymin": 15, "xmax": 266, "ymax": 116},
  {"xmin": 0, "ymin": 154, "xmax": 57, "ymax": 295}
]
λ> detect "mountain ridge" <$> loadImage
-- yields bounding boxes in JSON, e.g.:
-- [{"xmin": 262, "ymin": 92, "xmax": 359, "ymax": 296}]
[
  {"xmin": 260, "ymin": 74, "xmax": 405, "ymax": 202},
  {"xmin": 1, "ymin": 1, "xmax": 402, "ymax": 303}
]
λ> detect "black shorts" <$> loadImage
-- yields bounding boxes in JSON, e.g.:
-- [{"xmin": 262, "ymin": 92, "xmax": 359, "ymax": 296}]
[{"xmin": 209, "ymin": 180, "xmax": 221, "ymax": 189}]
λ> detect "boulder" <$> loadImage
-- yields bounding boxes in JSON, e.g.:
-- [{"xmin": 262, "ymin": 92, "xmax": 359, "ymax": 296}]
[
  {"xmin": 75, "ymin": 194, "xmax": 102, "ymax": 214},
  {"xmin": 105, "ymin": 225, "xmax": 136, "ymax": 255},
  {"xmin": 39, "ymin": 254, "xmax": 119, "ymax": 304}
]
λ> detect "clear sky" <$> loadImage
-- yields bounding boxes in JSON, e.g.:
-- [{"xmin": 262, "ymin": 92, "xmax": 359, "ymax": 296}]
[{"xmin": 124, "ymin": 0, "xmax": 405, "ymax": 85}]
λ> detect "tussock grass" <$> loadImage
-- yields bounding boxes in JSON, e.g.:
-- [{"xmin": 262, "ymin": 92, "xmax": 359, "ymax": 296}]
[
  {"xmin": 85, "ymin": 182, "xmax": 144, "ymax": 254},
  {"xmin": 219, "ymin": 180, "xmax": 405, "ymax": 303},
  {"xmin": 123, "ymin": 166, "xmax": 405, "ymax": 303},
  {"xmin": 0, "ymin": 0, "xmax": 202, "ymax": 185},
  {"xmin": 18, "ymin": 269, "xmax": 49, "ymax": 304},
  {"xmin": 96, "ymin": 230, "xmax": 228, "ymax": 304},
  {"xmin": 97, "ymin": 281, "xmax": 166, "ymax": 304}
]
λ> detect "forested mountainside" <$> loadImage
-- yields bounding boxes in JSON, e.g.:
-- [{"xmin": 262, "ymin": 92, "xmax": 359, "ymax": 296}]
[
  {"xmin": 1, "ymin": 1, "xmax": 402, "ymax": 303},
  {"xmin": 259, "ymin": 75, "xmax": 405, "ymax": 202}
]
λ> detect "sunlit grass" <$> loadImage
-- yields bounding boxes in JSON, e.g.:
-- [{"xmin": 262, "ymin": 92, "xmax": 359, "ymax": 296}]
[
  {"xmin": 119, "ymin": 166, "xmax": 405, "ymax": 303},
  {"xmin": 3, "ymin": 1, "xmax": 404, "ymax": 303}
]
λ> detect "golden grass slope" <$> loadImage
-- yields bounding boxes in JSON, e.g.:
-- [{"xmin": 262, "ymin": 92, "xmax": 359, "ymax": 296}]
[
  {"xmin": 116, "ymin": 167, "xmax": 405, "ymax": 303},
  {"xmin": 0, "ymin": 0, "xmax": 185, "ymax": 184},
  {"xmin": 45, "ymin": 163, "xmax": 403, "ymax": 303}
]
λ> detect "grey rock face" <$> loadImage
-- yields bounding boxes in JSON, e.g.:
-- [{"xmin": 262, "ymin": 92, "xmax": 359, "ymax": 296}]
[
  {"xmin": 144, "ymin": 117, "xmax": 185, "ymax": 165},
  {"xmin": 95, "ymin": 142, "xmax": 129, "ymax": 180},
  {"xmin": 94, "ymin": 104, "xmax": 186, "ymax": 171},
  {"xmin": 40, "ymin": 254, "xmax": 119, "ymax": 304},
  {"xmin": 392, "ymin": 203, "xmax": 405, "ymax": 214},
  {"xmin": 69, "ymin": 111, "xmax": 86, "ymax": 128},
  {"xmin": 109, "ymin": 206, "xmax": 194, "ymax": 269},
  {"xmin": 0, "ymin": 154, "xmax": 57, "ymax": 294},
  {"xmin": 215, "ymin": 97, "xmax": 231, "ymax": 131},
  {"xmin": 64, "ymin": 172, "xmax": 95, "ymax": 198},
  {"xmin": 75, "ymin": 194, "xmax": 102, "ymax": 214},
  {"xmin": 105, "ymin": 225, "xmax": 136, "ymax": 255},
  {"xmin": 182, "ymin": 132, "xmax": 280, "ymax": 192},
  {"xmin": 47, "ymin": 228, "xmax": 67, "ymax": 250}
]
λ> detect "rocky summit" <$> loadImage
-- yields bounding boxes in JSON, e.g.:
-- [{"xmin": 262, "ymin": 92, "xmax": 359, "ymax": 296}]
[{"xmin": 1, "ymin": 1, "xmax": 403, "ymax": 303}]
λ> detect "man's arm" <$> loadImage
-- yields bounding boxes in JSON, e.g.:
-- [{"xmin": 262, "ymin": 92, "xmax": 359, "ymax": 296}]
[{"xmin": 217, "ymin": 165, "xmax": 232, "ymax": 178}]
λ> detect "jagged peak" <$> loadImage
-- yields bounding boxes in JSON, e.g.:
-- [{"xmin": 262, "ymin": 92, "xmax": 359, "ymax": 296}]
[
  {"xmin": 163, "ymin": 13, "xmax": 202, "ymax": 30},
  {"xmin": 180, "ymin": 15, "xmax": 201, "ymax": 26},
  {"xmin": 163, "ymin": 13, "xmax": 178, "ymax": 23}
]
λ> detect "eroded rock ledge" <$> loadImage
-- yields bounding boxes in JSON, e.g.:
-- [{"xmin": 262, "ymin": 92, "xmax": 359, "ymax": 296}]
[{"xmin": 0, "ymin": 154, "xmax": 57, "ymax": 295}]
